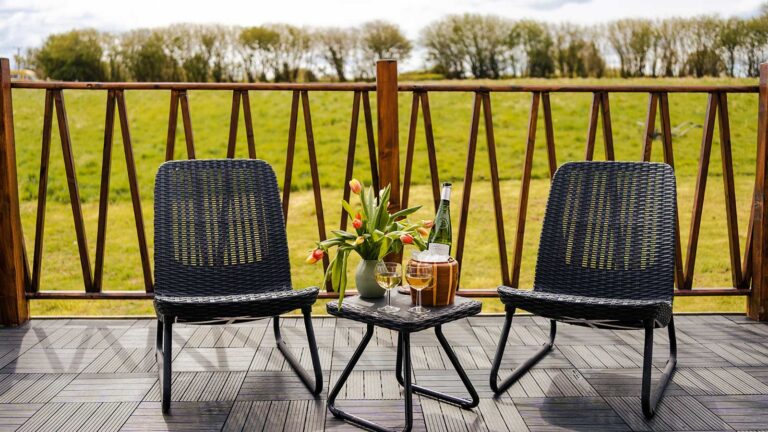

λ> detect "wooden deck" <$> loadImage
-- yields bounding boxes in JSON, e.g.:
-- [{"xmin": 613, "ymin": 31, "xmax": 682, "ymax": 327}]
[{"xmin": 0, "ymin": 314, "xmax": 767, "ymax": 431}]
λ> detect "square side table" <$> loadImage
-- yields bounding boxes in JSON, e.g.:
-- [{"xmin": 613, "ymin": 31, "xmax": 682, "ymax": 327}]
[{"xmin": 326, "ymin": 292, "xmax": 482, "ymax": 432}]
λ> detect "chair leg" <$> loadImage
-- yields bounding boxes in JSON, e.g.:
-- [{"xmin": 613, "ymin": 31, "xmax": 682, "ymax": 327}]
[
  {"xmin": 157, "ymin": 316, "xmax": 173, "ymax": 414},
  {"xmin": 274, "ymin": 306, "xmax": 323, "ymax": 395},
  {"xmin": 490, "ymin": 307, "xmax": 556, "ymax": 394},
  {"xmin": 641, "ymin": 316, "xmax": 677, "ymax": 418}
]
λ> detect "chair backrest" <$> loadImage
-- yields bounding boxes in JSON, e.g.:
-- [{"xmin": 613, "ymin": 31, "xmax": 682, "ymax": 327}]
[
  {"xmin": 534, "ymin": 161, "xmax": 676, "ymax": 301},
  {"xmin": 154, "ymin": 159, "xmax": 291, "ymax": 297}
]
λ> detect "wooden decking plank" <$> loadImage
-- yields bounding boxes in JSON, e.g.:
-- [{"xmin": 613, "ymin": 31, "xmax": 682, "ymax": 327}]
[
  {"xmin": 438, "ymin": 400, "xmax": 469, "ymax": 432},
  {"xmin": 283, "ymin": 399, "xmax": 308, "ymax": 431},
  {"xmin": 304, "ymin": 399, "xmax": 326, "ymax": 432},
  {"xmin": 58, "ymin": 401, "xmax": 99, "ymax": 432},
  {"xmin": 604, "ymin": 397, "xmax": 651, "ymax": 432},
  {"xmin": 222, "ymin": 400, "xmax": 251, "ymax": 432},
  {"xmin": 180, "ymin": 371, "xmax": 211, "ymax": 401},
  {"xmin": 697, "ymin": 395, "xmax": 768, "ymax": 431},
  {"xmin": 587, "ymin": 346, "xmax": 622, "ymax": 368},
  {"xmin": 424, "ymin": 346, "xmax": 446, "ymax": 369},
  {"xmin": 2, "ymin": 348, "xmax": 105, "ymax": 373},
  {"xmin": 530, "ymin": 369, "xmax": 564, "ymax": 397},
  {"xmin": 53, "ymin": 374, "xmax": 155, "ymax": 402},
  {"xmin": 36, "ymin": 401, "xmax": 80, "ymax": 432},
  {"xmin": 514, "ymin": 397, "xmax": 630, "ymax": 431},
  {"xmin": 120, "ymin": 401, "xmax": 231, "ymax": 431},
  {"xmin": 16, "ymin": 402, "xmax": 63, "ymax": 432},
  {"xmin": 666, "ymin": 395, "xmax": 733, "ymax": 430},
  {"xmin": 0, "ymin": 374, "xmax": 43, "ymax": 402},
  {"xmin": 475, "ymin": 398, "xmax": 509, "ymax": 432},
  {"xmin": 264, "ymin": 400, "xmax": 290, "ymax": 431},
  {"xmin": 363, "ymin": 370, "xmax": 383, "ymax": 399},
  {"xmin": 201, "ymin": 327, "xmax": 223, "ymax": 347},
  {"xmin": 346, "ymin": 371, "xmax": 364, "ymax": 399},
  {"xmin": 25, "ymin": 373, "xmax": 76, "ymax": 402},
  {"xmin": 220, "ymin": 371, "xmax": 246, "ymax": 401},
  {"xmin": 0, "ymin": 403, "xmax": 41, "ymax": 432},
  {"xmin": 420, "ymin": 397, "xmax": 447, "ymax": 432},
  {"xmin": 173, "ymin": 347, "xmax": 256, "ymax": 372},
  {"xmin": 518, "ymin": 372, "xmax": 546, "ymax": 397}
]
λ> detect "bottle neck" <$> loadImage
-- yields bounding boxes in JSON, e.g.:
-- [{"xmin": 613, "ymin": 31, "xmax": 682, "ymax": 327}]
[{"xmin": 440, "ymin": 187, "xmax": 451, "ymax": 202}]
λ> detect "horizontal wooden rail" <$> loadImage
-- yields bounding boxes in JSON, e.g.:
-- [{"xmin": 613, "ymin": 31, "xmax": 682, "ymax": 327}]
[
  {"xmin": 12, "ymin": 82, "xmax": 377, "ymax": 91},
  {"xmin": 399, "ymin": 84, "xmax": 759, "ymax": 93},
  {"xmin": 26, "ymin": 288, "xmax": 751, "ymax": 300},
  {"xmin": 12, "ymin": 81, "xmax": 759, "ymax": 94}
]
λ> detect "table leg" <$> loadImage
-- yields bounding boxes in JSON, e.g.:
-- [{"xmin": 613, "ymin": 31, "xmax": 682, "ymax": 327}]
[
  {"xmin": 328, "ymin": 325, "xmax": 414, "ymax": 432},
  {"xmin": 396, "ymin": 325, "xmax": 480, "ymax": 409}
]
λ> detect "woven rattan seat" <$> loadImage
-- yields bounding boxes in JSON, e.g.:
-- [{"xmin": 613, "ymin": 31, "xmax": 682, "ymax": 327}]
[
  {"xmin": 491, "ymin": 161, "xmax": 678, "ymax": 419},
  {"xmin": 154, "ymin": 287, "xmax": 318, "ymax": 323},
  {"xmin": 152, "ymin": 159, "xmax": 322, "ymax": 414},
  {"xmin": 497, "ymin": 287, "xmax": 672, "ymax": 329}
]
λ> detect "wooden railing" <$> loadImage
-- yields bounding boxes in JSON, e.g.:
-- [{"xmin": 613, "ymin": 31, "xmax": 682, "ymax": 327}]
[{"xmin": 1, "ymin": 58, "xmax": 767, "ymax": 325}]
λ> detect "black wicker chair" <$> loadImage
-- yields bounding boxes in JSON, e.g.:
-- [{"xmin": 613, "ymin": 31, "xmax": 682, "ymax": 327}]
[
  {"xmin": 153, "ymin": 159, "xmax": 322, "ymax": 414},
  {"xmin": 491, "ymin": 161, "xmax": 677, "ymax": 418}
]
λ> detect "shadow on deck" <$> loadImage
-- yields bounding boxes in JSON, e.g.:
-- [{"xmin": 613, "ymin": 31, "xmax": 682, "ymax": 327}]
[{"xmin": 0, "ymin": 314, "xmax": 767, "ymax": 431}]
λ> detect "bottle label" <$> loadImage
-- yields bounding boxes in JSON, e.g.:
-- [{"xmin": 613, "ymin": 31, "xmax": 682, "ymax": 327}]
[
  {"xmin": 427, "ymin": 243, "xmax": 450, "ymax": 256},
  {"xmin": 441, "ymin": 187, "xmax": 451, "ymax": 201}
]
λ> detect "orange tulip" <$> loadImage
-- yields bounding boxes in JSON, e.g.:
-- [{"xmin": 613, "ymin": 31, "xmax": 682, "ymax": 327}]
[
  {"xmin": 417, "ymin": 227, "xmax": 429, "ymax": 237},
  {"xmin": 354, "ymin": 236, "xmax": 365, "ymax": 245},
  {"xmin": 400, "ymin": 234, "xmax": 414, "ymax": 244},
  {"xmin": 352, "ymin": 218, "xmax": 363, "ymax": 229},
  {"xmin": 349, "ymin": 179, "xmax": 362, "ymax": 194},
  {"xmin": 306, "ymin": 249, "xmax": 324, "ymax": 264},
  {"xmin": 422, "ymin": 220, "xmax": 434, "ymax": 228}
]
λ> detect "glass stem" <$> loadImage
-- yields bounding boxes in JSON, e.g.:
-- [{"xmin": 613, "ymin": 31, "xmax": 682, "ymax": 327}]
[
  {"xmin": 418, "ymin": 289, "xmax": 422, "ymax": 308},
  {"xmin": 388, "ymin": 289, "xmax": 392, "ymax": 307}
]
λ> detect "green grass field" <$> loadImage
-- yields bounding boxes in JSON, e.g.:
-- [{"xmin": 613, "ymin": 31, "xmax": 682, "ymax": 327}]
[{"xmin": 10, "ymin": 76, "xmax": 760, "ymax": 316}]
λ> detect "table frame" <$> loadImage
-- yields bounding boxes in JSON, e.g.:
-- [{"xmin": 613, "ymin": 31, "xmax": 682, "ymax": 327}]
[{"xmin": 327, "ymin": 323, "xmax": 479, "ymax": 432}]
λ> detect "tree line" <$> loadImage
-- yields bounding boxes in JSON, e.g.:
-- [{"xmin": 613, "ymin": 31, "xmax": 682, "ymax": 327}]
[{"xmin": 17, "ymin": 10, "xmax": 768, "ymax": 82}]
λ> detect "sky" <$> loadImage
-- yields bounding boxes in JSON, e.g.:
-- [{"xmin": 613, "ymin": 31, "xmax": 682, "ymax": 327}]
[{"xmin": 1, "ymin": 0, "xmax": 766, "ymax": 69}]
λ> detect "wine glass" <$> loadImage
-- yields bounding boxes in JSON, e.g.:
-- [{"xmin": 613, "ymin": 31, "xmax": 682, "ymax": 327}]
[
  {"xmin": 406, "ymin": 260, "xmax": 432, "ymax": 315},
  {"xmin": 375, "ymin": 261, "xmax": 401, "ymax": 313}
]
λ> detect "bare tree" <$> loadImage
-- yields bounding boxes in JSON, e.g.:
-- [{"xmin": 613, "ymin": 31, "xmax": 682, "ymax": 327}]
[
  {"xmin": 649, "ymin": 18, "xmax": 684, "ymax": 77},
  {"xmin": 680, "ymin": 16, "xmax": 724, "ymax": 77},
  {"xmin": 743, "ymin": 17, "xmax": 768, "ymax": 76},
  {"xmin": 607, "ymin": 19, "xmax": 654, "ymax": 77},
  {"xmin": 315, "ymin": 27, "xmax": 357, "ymax": 81},
  {"xmin": 719, "ymin": 18, "xmax": 746, "ymax": 77},
  {"xmin": 269, "ymin": 24, "xmax": 313, "ymax": 82},
  {"xmin": 238, "ymin": 26, "xmax": 280, "ymax": 82},
  {"xmin": 360, "ymin": 20, "xmax": 412, "ymax": 68},
  {"xmin": 421, "ymin": 16, "xmax": 468, "ymax": 79},
  {"xmin": 514, "ymin": 20, "xmax": 555, "ymax": 77}
]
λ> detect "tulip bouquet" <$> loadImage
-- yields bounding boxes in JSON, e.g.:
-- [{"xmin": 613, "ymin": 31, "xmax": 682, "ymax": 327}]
[{"xmin": 307, "ymin": 179, "xmax": 431, "ymax": 306}]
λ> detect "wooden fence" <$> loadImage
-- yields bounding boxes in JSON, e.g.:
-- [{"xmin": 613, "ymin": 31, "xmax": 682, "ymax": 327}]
[{"xmin": 1, "ymin": 58, "xmax": 767, "ymax": 325}]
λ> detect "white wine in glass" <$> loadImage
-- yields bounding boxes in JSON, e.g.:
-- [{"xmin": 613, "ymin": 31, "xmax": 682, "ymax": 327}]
[
  {"xmin": 406, "ymin": 261, "xmax": 432, "ymax": 314},
  {"xmin": 375, "ymin": 261, "xmax": 401, "ymax": 313}
]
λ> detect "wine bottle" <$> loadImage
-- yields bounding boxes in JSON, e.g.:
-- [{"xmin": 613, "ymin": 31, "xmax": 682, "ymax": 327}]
[{"xmin": 427, "ymin": 182, "xmax": 452, "ymax": 256}]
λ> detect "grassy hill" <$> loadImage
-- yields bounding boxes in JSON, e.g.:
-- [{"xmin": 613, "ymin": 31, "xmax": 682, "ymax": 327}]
[{"xmin": 10, "ymin": 77, "xmax": 760, "ymax": 316}]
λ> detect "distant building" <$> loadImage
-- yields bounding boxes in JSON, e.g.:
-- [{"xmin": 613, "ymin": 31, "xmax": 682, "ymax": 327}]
[{"xmin": 10, "ymin": 69, "xmax": 39, "ymax": 81}]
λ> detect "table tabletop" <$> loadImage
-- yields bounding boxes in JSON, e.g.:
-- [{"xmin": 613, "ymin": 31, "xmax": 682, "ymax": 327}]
[{"xmin": 326, "ymin": 291, "xmax": 482, "ymax": 332}]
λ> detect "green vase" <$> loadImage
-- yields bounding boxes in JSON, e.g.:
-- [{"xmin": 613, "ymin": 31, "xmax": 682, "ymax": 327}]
[{"xmin": 355, "ymin": 260, "xmax": 385, "ymax": 298}]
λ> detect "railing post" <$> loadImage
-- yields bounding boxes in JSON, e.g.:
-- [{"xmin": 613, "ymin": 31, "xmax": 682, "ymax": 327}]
[
  {"xmin": 749, "ymin": 63, "xmax": 768, "ymax": 321},
  {"xmin": 0, "ymin": 58, "xmax": 29, "ymax": 326},
  {"xmin": 376, "ymin": 60, "xmax": 400, "ymax": 213}
]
